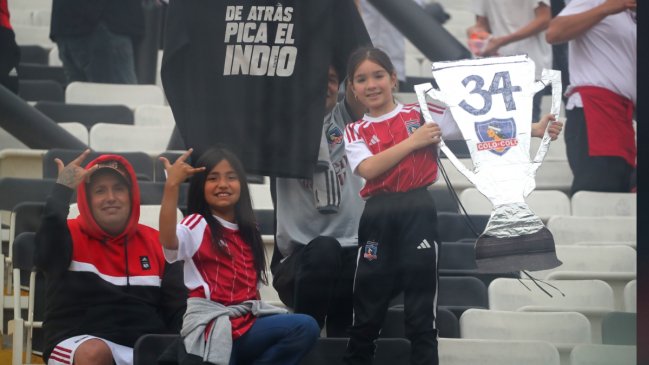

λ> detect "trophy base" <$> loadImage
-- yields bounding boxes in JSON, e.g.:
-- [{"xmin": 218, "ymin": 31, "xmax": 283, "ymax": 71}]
[{"xmin": 475, "ymin": 227, "xmax": 562, "ymax": 273}]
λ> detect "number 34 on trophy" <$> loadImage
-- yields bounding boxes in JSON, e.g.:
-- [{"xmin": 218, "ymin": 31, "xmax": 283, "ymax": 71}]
[{"xmin": 415, "ymin": 55, "xmax": 563, "ymax": 274}]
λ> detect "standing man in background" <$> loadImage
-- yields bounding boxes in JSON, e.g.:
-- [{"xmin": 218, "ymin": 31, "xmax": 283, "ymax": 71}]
[
  {"xmin": 50, "ymin": 0, "xmax": 143, "ymax": 84},
  {"xmin": 546, "ymin": 0, "xmax": 636, "ymax": 194},
  {"xmin": 467, "ymin": 0, "xmax": 553, "ymax": 122}
]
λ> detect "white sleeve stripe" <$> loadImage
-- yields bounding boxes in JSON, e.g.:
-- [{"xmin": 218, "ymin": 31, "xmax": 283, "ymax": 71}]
[
  {"xmin": 180, "ymin": 214, "xmax": 196, "ymax": 225},
  {"xmin": 181, "ymin": 214, "xmax": 202, "ymax": 229},
  {"xmin": 345, "ymin": 124, "xmax": 358, "ymax": 142},
  {"xmin": 416, "ymin": 102, "xmax": 445, "ymax": 115},
  {"xmin": 175, "ymin": 218, "xmax": 206, "ymax": 261},
  {"xmin": 69, "ymin": 260, "xmax": 162, "ymax": 287}
]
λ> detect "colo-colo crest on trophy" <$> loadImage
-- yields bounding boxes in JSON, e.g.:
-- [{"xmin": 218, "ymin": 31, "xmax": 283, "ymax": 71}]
[{"xmin": 415, "ymin": 55, "xmax": 563, "ymax": 273}]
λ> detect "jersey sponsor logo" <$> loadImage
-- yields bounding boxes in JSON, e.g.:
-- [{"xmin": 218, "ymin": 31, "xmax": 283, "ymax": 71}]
[
  {"xmin": 223, "ymin": 5, "xmax": 297, "ymax": 77},
  {"xmin": 327, "ymin": 125, "xmax": 344, "ymax": 145},
  {"xmin": 363, "ymin": 241, "xmax": 378, "ymax": 261},
  {"xmin": 475, "ymin": 118, "xmax": 518, "ymax": 156},
  {"xmin": 368, "ymin": 135, "xmax": 379, "ymax": 146},
  {"xmin": 405, "ymin": 119, "xmax": 420, "ymax": 135},
  {"xmin": 140, "ymin": 256, "xmax": 151, "ymax": 270}
]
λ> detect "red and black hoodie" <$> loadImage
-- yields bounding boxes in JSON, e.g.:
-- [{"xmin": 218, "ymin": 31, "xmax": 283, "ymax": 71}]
[{"xmin": 34, "ymin": 154, "xmax": 186, "ymax": 362}]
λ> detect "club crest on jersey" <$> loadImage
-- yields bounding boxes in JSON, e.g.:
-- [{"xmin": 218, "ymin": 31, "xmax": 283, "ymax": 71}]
[
  {"xmin": 140, "ymin": 256, "xmax": 151, "ymax": 270},
  {"xmin": 363, "ymin": 241, "xmax": 378, "ymax": 261},
  {"xmin": 405, "ymin": 120, "xmax": 421, "ymax": 135},
  {"xmin": 327, "ymin": 125, "xmax": 344, "ymax": 145},
  {"xmin": 475, "ymin": 118, "xmax": 518, "ymax": 156}
]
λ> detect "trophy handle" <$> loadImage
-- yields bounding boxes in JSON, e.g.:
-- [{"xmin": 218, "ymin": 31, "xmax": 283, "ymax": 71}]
[
  {"xmin": 414, "ymin": 83, "xmax": 478, "ymax": 185},
  {"xmin": 529, "ymin": 69, "xmax": 562, "ymax": 175}
]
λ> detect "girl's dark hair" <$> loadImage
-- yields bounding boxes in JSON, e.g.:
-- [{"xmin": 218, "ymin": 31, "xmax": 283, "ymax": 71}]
[
  {"xmin": 346, "ymin": 46, "xmax": 396, "ymax": 83},
  {"xmin": 186, "ymin": 147, "xmax": 268, "ymax": 285}
]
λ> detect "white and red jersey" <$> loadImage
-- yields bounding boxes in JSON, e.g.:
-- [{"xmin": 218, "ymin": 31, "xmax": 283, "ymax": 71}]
[
  {"xmin": 344, "ymin": 102, "xmax": 459, "ymax": 198},
  {"xmin": 164, "ymin": 214, "xmax": 258, "ymax": 339}
]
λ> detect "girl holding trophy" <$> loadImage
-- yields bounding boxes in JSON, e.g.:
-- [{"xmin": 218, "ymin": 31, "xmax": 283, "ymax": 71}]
[{"xmin": 342, "ymin": 46, "xmax": 562, "ymax": 365}]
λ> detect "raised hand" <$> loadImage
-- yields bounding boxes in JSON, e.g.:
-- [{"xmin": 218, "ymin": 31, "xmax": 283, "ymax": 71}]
[
  {"xmin": 478, "ymin": 36, "xmax": 503, "ymax": 57},
  {"xmin": 55, "ymin": 149, "xmax": 97, "ymax": 189},
  {"xmin": 159, "ymin": 148, "xmax": 205, "ymax": 187}
]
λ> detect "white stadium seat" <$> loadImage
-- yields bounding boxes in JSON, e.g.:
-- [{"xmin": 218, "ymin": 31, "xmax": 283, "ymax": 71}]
[
  {"xmin": 438, "ymin": 338, "xmax": 560, "ymax": 365},
  {"xmin": 531, "ymin": 245, "xmax": 636, "ymax": 310},
  {"xmin": 460, "ymin": 309, "xmax": 591, "ymax": 365},
  {"xmin": 58, "ymin": 122, "xmax": 89, "ymax": 145},
  {"xmin": 49, "ymin": 46, "xmax": 63, "ymax": 66},
  {"xmin": 89, "ymin": 123, "xmax": 175, "ymax": 155},
  {"xmin": 0, "ymin": 149, "xmax": 45, "ymax": 179},
  {"xmin": 134, "ymin": 105, "xmax": 175, "ymax": 127},
  {"xmin": 570, "ymin": 191, "xmax": 636, "ymax": 217},
  {"xmin": 488, "ymin": 278, "xmax": 615, "ymax": 343},
  {"xmin": 570, "ymin": 344, "xmax": 636, "ymax": 365},
  {"xmin": 459, "ymin": 188, "xmax": 570, "ymax": 221},
  {"xmin": 547, "ymin": 216, "xmax": 636, "ymax": 245},
  {"xmin": 66, "ymin": 82, "xmax": 165, "ymax": 109},
  {"xmin": 248, "ymin": 183, "xmax": 273, "ymax": 210},
  {"xmin": 575, "ymin": 240, "xmax": 636, "ymax": 250},
  {"xmin": 12, "ymin": 25, "xmax": 54, "ymax": 48}
]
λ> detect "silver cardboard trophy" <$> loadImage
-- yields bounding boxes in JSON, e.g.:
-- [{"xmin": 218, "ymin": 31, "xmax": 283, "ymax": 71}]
[{"xmin": 415, "ymin": 55, "xmax": 562, "ymax": 273}]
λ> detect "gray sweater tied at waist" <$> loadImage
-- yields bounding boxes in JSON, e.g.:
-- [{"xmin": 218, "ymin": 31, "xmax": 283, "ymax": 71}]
[{"xmin": 181, "ymin": 297, "xmax": 288, "ymax": 365}]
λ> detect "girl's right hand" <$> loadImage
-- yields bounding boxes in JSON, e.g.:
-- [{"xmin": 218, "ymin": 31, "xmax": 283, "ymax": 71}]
[
  {"xmin": 159, "ymin": 148, "xmax": 205, "ymax": 187},
  {"xmin": 408, "ymin": 123, "xmax": 442, "ymax": 151}
]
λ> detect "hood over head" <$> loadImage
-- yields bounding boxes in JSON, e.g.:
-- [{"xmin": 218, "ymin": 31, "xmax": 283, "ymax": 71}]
[{"xmin": 76, "ymin": 154, "xmax": 141, "ymax": 241}]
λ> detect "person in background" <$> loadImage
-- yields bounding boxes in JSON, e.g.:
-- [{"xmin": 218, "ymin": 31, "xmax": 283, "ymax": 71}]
[
  {"xmin": 546, "ymin": 0, "xmax": 636, "ymax": 194},
  {"xmin": 271, "ymin": 65, "xmax": 366, "ymax": 337},
  {"xmin": 355, "ymin": 0, "xmax": 426, "ymax": 90},
  {"xmin": 49, "ymin": 0, "xmax": 143, "ymax": 84},
  {"xmin": 467, "ymin": 0, "xmax": 553, "ymax": 122}
]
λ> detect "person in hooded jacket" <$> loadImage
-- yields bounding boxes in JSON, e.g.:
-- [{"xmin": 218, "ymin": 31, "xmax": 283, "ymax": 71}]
[{"xmin": 34, "ymin": 149, "xmax": 187, "ymax": 365}]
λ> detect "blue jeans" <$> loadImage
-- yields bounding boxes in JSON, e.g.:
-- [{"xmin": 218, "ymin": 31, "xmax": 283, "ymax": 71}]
[
  {"xmin": 229, "ymin": 314, "xmax": 319, "ymax": 365},
  {"xmin": 57, "ymin": 22, "xmax": 138, "ymax": 84}
]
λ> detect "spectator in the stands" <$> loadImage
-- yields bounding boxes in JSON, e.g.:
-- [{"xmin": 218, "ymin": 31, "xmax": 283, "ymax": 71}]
[
  {"xmin": 35, "ymin": 150, "xmax": 186, "ymax": 365},
  {"xmin": 467, "ymin": 0, "xmax": 553, "ymax": 122},
  {"xmin": 49, "ymin": 0, "xmax": 143, "ymax": 84},
  {"xmin": 355, "ymin": 0, "xmax": 427, "ymax": 90},
  {"xmin": 0, "ymin": 0, "xmax": 20, "ymax": 93},
  {"xmin": 546, "ymin": 0, "xmax": 636, "ymax": 194}
]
